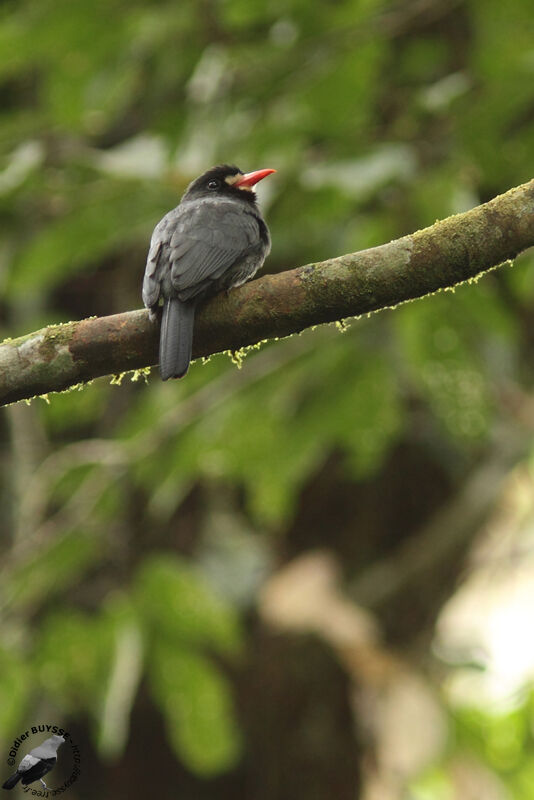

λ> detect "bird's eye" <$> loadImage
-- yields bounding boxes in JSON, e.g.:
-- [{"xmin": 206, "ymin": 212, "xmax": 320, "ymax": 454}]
[{"xmin": 207, "ymin": 179, "xmax": 220, "ymax": 190}]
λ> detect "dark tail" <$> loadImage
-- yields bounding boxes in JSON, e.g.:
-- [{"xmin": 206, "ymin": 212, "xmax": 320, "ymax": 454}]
[
  {"xmin": 3, "ymin": 772, "xmax": 21, "ymax": 790},
  {"xmin": 159, "ymin": 297, "xmax": 196, "ymax": 380}
]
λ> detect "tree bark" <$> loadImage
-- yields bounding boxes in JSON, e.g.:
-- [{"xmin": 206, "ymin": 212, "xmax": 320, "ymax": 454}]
[{"xmin": 1, "ymin": 178, "xmax": 533, "ymax": 406}]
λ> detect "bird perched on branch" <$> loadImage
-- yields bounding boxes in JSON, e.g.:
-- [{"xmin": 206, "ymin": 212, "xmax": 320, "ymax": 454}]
[
  {"xmin": 142, "ymin": 164, "xmax": 275, "ymax": 380},
  {"xmin": 2, "ymin": 734, "xmax": 64, "ymax": 791}
]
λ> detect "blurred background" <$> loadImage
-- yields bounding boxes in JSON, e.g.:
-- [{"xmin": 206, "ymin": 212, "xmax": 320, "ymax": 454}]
[{"xmin": 0, "ymin": 0, "xmax": 534, "ymax": 797}]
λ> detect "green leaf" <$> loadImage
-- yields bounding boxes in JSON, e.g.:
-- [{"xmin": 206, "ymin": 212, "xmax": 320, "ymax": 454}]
[
  {"xmin": 395, "ymin": 290, "xmax": 498, "ymax": 441},
  {"xmin": 36, "ymin": 609, "xmax": 115, "ymax": 715},
  {"xmin": 8, "ymin": 177, "xmax": 174, "ymax": 295},
  {"xmin": 4, "ymin": 531, "xmax": 99, "ymax": 612},
  {"xmin": 150, "ymin": 643, "xmax": 241, "ymax": 775},
  {"xmin": 134, "ymin": 555, "xmax": 243, "ymax": 656},
  {"xmin": 0, "ymin": 649, "xmax": 30, "ymax": 738}
]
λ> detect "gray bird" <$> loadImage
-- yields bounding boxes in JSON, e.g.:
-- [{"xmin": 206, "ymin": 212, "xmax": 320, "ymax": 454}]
[
  {"xmin": 2, "ymin": 734, "xmax": 65, "ymax": 791},
  {"xmin": 142, "ymin": 164, "xmax": 275, "ymax": 380}
]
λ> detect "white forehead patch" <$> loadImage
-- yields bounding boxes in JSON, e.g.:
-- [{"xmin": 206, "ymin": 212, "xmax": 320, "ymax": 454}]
[{"xmin": 225, "ymin": 173, "xmax": 253, "ymax": 191}]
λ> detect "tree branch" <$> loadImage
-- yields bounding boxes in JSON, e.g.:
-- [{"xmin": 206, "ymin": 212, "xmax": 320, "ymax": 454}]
[{"xmin": 1, "ymin": 179, "xmax": 533, "ymax": 406}]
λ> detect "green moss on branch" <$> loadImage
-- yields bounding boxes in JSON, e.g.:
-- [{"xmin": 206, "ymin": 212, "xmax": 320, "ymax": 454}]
[{"xmin": 1, "ymin": 179, "xmax": 533, "ymax": 406}]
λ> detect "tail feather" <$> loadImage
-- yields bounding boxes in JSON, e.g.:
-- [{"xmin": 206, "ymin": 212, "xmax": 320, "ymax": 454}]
[
  {"xmin": 3, "ymin": 772, "xmax": 21, "ymax": 790},
  {"xmin": 159, "ymin": 298, "xmax": 196, "ymax": 380}
]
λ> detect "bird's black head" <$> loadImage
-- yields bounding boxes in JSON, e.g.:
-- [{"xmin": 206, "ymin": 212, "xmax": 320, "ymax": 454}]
[{"xmin": 182, "ymin": 164, "xmax": 275, "ymax": 204}]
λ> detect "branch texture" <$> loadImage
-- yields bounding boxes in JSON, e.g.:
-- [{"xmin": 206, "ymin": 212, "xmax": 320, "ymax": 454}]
[{"xmin": 1, "ymin": 179, "xmax": 533, "ymax": 405}]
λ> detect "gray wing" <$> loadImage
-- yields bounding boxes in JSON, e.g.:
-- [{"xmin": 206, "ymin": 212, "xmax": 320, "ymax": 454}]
[
  {"xmin": 18, "ymin": 754, "xmax": 39, "ymax": 773},
  {"xmin": 142, "ymin": 218, "xmax": 168, "ymax": 310},
  {"xmin": 142, "ymin": 199, "xmax": 262, "ymax": 309}
]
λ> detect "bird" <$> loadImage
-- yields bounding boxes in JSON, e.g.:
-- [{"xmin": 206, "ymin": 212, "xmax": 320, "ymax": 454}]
[
  {"xmin": 2, "ymin": 734, "xmax": 65, "ymax": 791},
  {"xmin": 142, "ymin": 164, "xmax": 275, "ymax": 380}
]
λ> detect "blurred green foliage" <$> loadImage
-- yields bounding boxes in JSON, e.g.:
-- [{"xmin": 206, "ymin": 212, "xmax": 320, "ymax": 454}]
[{"xmin": 0, "ymin": 0, "xmax": 533, "ymax": 794}]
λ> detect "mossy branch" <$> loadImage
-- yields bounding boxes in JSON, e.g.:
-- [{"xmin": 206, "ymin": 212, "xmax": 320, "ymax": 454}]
[{"xmin": 1, "ymin": 179, "xmax": 533, "ymax": 406}]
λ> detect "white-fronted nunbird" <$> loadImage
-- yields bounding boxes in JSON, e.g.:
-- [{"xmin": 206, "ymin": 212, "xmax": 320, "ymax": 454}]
[{"xmin": 142, "ymin": 164, "xmax": 275, "ymax": 380}]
